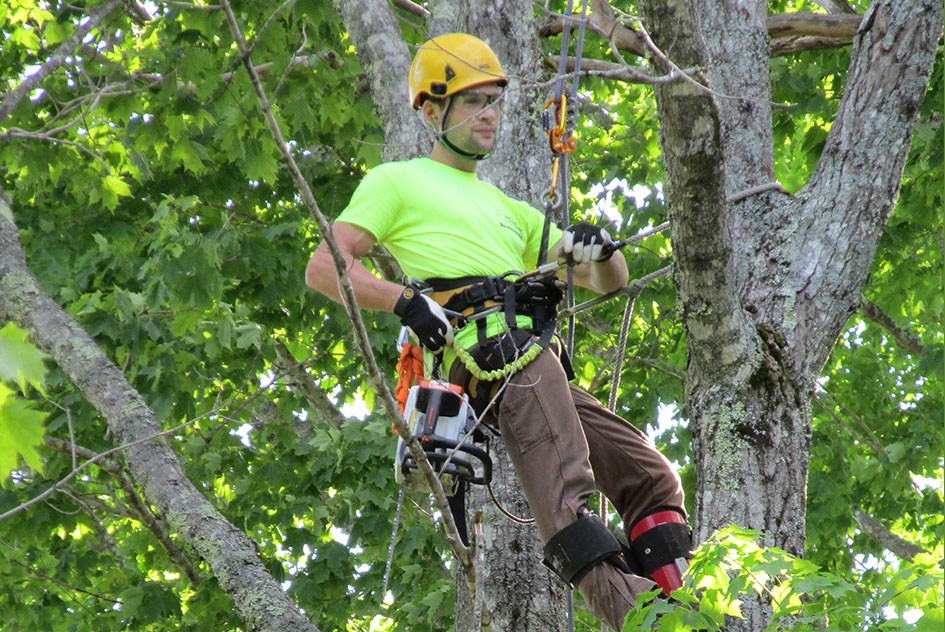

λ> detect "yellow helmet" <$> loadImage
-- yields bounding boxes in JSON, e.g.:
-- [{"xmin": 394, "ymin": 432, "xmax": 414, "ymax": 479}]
[{"xmin": 408, "ymin": 33, "xmax": 508, "ymax": 110}]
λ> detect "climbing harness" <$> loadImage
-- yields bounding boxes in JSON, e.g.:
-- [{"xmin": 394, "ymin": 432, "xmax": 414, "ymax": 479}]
[{"xmin": 424, "ymin": 272, "xmax": 570, "ymax": 385}]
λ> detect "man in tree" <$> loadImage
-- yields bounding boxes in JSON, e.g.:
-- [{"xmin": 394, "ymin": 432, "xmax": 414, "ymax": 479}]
[{"xmin": 306, "ymin": 33, "xmax": 690, "ymax": 630}]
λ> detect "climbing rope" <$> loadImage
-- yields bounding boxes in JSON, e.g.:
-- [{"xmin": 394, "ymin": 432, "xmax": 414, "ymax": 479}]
[
  {"xmin": 395, "ymin": 342, "xmax": 424, "ymax": 414},
  {"xmin": 539, "ymin": 5, "xmax": 590, "ymax": 628},
  {"xmin": 452, "ymin": 339, "xmax": 544, "ymax": 382}
]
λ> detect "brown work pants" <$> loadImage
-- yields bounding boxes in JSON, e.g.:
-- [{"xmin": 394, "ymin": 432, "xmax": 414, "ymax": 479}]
[{"xmin": 452, "ymin": 347, "xmax": 686, "ymax": 631}]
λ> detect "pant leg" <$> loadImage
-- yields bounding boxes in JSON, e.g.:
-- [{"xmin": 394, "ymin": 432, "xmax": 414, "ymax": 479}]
[
  {"xmin": 569, "ymin": 385, "xmax": 686, "ymax": 527},
  {"xmin": 492, "ymin": 349, "xmax": 656, "ymax": 631}
]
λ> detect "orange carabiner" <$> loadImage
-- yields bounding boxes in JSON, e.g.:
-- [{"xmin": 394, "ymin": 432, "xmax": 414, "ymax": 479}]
[{"xmin": 543, "ymin": 94, "xmax": 577, "ymax": 155}]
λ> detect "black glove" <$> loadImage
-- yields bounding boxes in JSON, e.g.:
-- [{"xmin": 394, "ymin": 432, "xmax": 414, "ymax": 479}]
[
  {"xmin": 559, "ymin": 223, "xmax": 614, "ymax": 265},
  {"xmin": 393, "ymin": 284, "xmax": 453, "ymax": 352}
]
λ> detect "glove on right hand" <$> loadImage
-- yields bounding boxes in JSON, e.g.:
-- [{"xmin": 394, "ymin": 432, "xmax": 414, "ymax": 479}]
[
  {"xmin": 393, "ymin": 284, "xmax": 454, "ymax": 353},
  {"xmin": 560, "ymin": 222, "xmax": 614, "ymax": 266}
]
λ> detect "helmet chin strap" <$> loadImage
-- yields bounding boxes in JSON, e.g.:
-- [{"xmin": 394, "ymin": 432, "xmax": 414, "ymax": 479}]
[{"xmin": 431, "ymin": 97, "xmax": 497, "ymax": 161}]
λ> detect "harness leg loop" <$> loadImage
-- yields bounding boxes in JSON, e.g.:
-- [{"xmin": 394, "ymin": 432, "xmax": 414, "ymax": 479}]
[{"xmin": 542, "ymin": 508, "xmax": 630, "ymax": 588}]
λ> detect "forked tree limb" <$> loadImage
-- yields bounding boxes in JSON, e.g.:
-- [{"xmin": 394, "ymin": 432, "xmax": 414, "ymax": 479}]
[{"xmin": 539, "ymin": 5, "xmax": 863, "ymax": 59}]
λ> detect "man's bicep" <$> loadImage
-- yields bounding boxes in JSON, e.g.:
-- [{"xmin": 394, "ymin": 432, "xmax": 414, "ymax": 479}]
[{"xmin": 327, "ymin": 222, "xmax": 378, "ymax": 259}]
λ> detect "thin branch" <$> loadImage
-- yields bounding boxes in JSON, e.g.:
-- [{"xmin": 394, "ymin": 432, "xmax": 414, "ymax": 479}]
[
  {"xmin": 859, "ymin": 297, "xmax": 925, "ymax": 356},
  {"xmin": 272, "ymin": 339, "xmax": 345, "ymax": 431},
  {"xmin": 811, "ymin": 0, "xmax": 857, "ymax": 14},
  {"xmin": 44, "ymin": 437, "xmax": 206, "ymax": 585},
  {"xmin": 248, "ymin": 0, "xmax": 296, "ymax": 58},
  {"xmin": 0, "ymin": 0, "xmax": 124, "ymax": 123},
  {"xmin": 0, "ymin": 130, "xmax": 110, "ymax": 171},
  {"xmin": 391, "ymin": 0, "xmax": 430, "ymax": 19},
  {"xmin": 4, "ymin": 553, "xmax": 121, "ymax": 604},
  {"xmin": 0, "ymin": 413, "xmax": 209, "ymax": 522},
  {"xmin": 540, "ymin": 55, "xmax": 692, "ymax": 85},
  {"xmin": 218, "ymin": 0, "xmax": 475, "ymax": 581},
  {"xmin": 161, "ymin": 1, "xmax": 222, "ymax": 10},
  {"xmin": 814, "ymin": 389, "xmax": 888, "ymax": 458}
]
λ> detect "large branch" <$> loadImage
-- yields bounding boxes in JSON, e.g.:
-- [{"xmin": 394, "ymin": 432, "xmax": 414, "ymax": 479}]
[
  {"xmin": 0, "ymin": 193, "xmax": 319, "ymax": 632},
  {"xmin": 0, "ymin": 0, "xmax": 125, "ymax": 123},
  {"xmin": 766, "ymin": 13, "xmax": 862, "ymax": 39},
  {"xmin": 792, "ymin": 0, "xmax": 943, "ymax": 377},
  {"xmin": 334, "ymin": 0, "xmax": 427, "ymax": 160},
  {"xmin": 539, "ymin": 7, "xmax": 864, "ymax": 59},
  {"xmin": 853, "ymin": 507, "xmax": 929, "ymax": 562}
]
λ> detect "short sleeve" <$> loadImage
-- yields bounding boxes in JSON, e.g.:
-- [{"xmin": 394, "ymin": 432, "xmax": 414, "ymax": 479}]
[{"xmin": 334, "ymin": 167, "xmax": 402, "ymax": 243}]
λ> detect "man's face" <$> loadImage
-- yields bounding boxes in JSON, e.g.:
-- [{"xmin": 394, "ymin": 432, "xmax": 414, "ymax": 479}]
[{"xmin": 437, "ymin": 84, "xmax": 504, "ymax": 154}]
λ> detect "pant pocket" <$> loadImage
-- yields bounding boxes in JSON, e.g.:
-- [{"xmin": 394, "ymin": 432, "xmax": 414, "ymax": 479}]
[{"xmin": 499, "ymin": 382, "xmax": 555, "ymax": 453}]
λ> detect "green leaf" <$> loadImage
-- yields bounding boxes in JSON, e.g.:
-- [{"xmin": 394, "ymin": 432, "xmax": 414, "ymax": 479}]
[
  {"xmin": 0, "ymin": 382, "xmax": 47, "ymax": 478},
  {"xmin": 0, "ymin": 323, "xmax": 47, "ymax": 395}
]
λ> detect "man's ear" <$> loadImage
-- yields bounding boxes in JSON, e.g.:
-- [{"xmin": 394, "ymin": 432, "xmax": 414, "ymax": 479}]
[{"xmin": 421, "ymin": 100, "xmax": 440, "ymax": 129}]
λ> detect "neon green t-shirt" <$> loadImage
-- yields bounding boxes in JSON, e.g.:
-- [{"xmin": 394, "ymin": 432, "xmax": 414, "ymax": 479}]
[{"xmin": 336, "ymin": 157, "xmax": 562, "ymax": 354}]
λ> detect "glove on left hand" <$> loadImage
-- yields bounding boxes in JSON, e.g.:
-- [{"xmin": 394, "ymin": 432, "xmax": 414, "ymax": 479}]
[{"xmin": 560, "ymin": 223, "xmax": 614, "ymax": 266}]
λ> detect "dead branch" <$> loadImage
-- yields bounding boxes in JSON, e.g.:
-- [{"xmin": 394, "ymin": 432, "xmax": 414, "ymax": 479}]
[
  {"xmin": 391, "ymin": 0, "xmax": 430, "ymax": 19},
  {"xmin": 219, "ymin": 0, "xmax": 476, "ymax": 586},
  {"xmin": 541, "ymin": 55, "xmax": 689, "ymax": 85}
]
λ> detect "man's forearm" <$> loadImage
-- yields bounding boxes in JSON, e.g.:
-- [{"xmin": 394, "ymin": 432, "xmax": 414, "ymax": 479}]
[
  {"xmin": 580, "ymin": 254, "xmax": 628, "ymax": 294},
  {"xmin": 305, "ymin": 246, "xmax": 402, "ymax": 312}
]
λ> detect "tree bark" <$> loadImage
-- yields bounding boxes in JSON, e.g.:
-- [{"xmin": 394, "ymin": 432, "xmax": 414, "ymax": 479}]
[
  {"xmin": 0, "ymin": 194, "xmax": 319, "ymax": 632},
  {"xmin": 338, "ymin": 0, "xmax": 570, "ymax": 628},
  {"xmin": 334, "ymin": 0, "xmax": 427, "ymax": 161},
  {"xmin": 643, "ymin": 0, "xmax": 941, "ymax": 629}
]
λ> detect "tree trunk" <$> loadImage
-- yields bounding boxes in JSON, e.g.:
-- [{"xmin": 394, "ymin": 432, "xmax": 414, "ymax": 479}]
[
  {"xmin": 643, "ymin": 0, "xmax": 942, "ymax": 629},
  {"xmin": 338, "ymin": 1, "xmax": 569, "ymax": 628}
]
